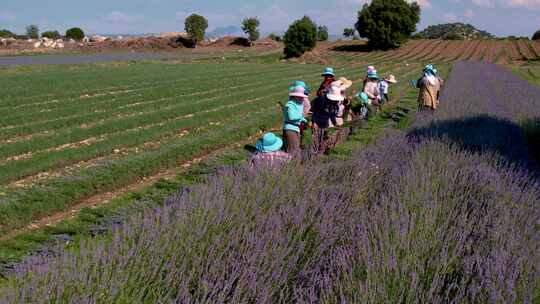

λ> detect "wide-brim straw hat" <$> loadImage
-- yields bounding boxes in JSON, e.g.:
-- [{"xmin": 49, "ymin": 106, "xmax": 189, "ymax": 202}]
[
  {"xmin": 256, "ymin": 132, "xmax": 283, "ymax": 153},
  {"xmin": 385, "ymin": 74, "xmax": 397, "ymax": 83},
  {"xmin": 338, "ymin": 77, "xmax": 353, "ymax": 89},
  {"xmin": 327, "ymin": 81, "xmax": 345, "ymax": 102}
]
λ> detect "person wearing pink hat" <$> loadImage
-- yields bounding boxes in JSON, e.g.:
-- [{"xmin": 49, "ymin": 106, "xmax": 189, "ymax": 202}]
[{"xmin": 283, "ymin": 86, "xmax": 308, "ymax": 155}]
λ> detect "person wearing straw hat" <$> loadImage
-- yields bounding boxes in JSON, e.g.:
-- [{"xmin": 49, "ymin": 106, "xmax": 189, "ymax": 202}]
[
  {"xmin": 251, "ymin": 132, "xmax": 292, "ymax": 168},
  {"xmin": 336, "ymin": 77, "xmax": 353, "ymax": 126},
  {"xmin": 416, "ymin": 64, "xmax": 442, "ymax": 111},
  {"xmin": 311, "ymin": 81, "xmax": 345, "ymax": 152},
  {"xmin": 378, "ymin": 74, "xmax": 397, "ymax": 105},
  {"xmin": 363, "ymin": 70, "xmax": 381, "ymax": 113},
  {"xmin": 317, "ymin": 67, "xmax": 337, "ymax": 97},
  {"xmin": 283, "ymin": 86, "xmax": 308, "ymax": 155}
]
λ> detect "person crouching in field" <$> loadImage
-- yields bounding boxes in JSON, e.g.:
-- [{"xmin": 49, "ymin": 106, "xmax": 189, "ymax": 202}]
[
  {"xmin": 311, "ymin": 81, "xmax": 344, "ymax": 152},
  {"xmin": 416, "ymin": 64, "xmax": 442, "ymax": 112},
  {"xmin": 251, "ymin": 132, "xmax": 292, "ymax": 168},
  {"xmin": 355, "ymin": 92, "xmax": 370, "ymax": 120},
  {"xmin": 378, "ymin": 74, "xmax": 397, "ymax": 105},
  {"xmin": 283, "ymin": 86, "xmax": 308, "ymax": 155},
  {"xmin": 317, "ymin": 67, "xmax": 336, "ymax": 97},
  {"xmin": 363, "ymin": 70, "xmax": 381, "ymax": 114}
]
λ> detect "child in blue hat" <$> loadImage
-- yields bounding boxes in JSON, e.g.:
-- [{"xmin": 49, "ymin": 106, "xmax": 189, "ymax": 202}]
[{"xmin": 250, "ymin": 132, "xmax": 292, "ymax": 168}]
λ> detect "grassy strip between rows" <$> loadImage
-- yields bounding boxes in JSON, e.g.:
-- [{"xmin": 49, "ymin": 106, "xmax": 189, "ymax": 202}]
[{"xmin": 0, "ymin": 62, "xmax": 448, "ymax": 276}]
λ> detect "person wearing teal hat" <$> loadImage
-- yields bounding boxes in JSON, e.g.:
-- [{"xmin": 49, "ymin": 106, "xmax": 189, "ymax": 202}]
[
  {"xmin": 283, "ymin": 86, "xmax": 308, "ymax": 155},
  {"xmin": 251, "ymin": 132, "xmax": 292, "ymax": 168},
  {"xmin": 355, "ymin": 92, "xmax": 370, "ymax": 119},
  {"xmin": 289, "ymin": 80, "xmax": 312, "ymax": 116},
  {"xmin": 416, "ymin": 63, "xmax": 443, "ymax": 111},
  {"xmin": 363, "ymin": 70, "xmax": 381, "ymax": 113},
  {"xmin": 317, "ymin": 67, "xmax": 337, "ymax": 97}
]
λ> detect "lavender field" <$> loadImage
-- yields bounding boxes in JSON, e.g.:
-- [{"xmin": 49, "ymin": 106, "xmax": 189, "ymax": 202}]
[{"xmin": 2, "ymin": 61, "xmax": 539, "ymax": 303}]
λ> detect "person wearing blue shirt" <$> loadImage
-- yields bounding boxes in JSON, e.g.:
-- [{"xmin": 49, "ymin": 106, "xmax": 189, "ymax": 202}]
[{"xmin": 283, "ymin": 86, "xmax": 308, "ymax": 155}]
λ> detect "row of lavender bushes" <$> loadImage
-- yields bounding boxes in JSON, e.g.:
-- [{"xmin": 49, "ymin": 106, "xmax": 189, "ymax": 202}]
[{"xmin": 2, "ymin": 61, "xmax": 539, "ymax": 303}]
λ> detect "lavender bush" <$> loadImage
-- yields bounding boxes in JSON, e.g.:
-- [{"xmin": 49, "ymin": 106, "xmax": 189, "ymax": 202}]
[{"xmin": 1, "ymin": 61, "xmax": 539, "ymax": 303}]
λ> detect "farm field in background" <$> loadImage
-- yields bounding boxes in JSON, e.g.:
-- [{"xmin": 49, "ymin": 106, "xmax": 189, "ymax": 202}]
[
  {"xmin": 0, "ymin": 37, "xmax": 539, "ymax": 300},
  {"xmin": 0, "ymin": 54, "xmax": 430, "ymax": 240},
  {"xmin": 320, "ymin": 39, "xmax": 540, "ymax": 65}
]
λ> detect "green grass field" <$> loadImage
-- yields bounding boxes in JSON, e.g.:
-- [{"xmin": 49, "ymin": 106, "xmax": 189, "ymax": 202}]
[{"xmin": 0, "ymin": 49, "xmax": 449, "ymax": 268}]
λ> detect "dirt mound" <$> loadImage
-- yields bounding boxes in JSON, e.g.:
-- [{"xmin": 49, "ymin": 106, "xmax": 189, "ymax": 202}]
[
  {"xmin": 209, "ymin": 36, "xmax": 245, "ymax": 47},
  {"xmin": 299, "ymin": 49, "xmax": 330, "ymax": 65},
  {"xmin": 80, "ymin": 36, "xmax": 188, "ymax": 52},
  {"xmin": 254, "ymin": 38, "xmax": 281, "ymax": 49}
]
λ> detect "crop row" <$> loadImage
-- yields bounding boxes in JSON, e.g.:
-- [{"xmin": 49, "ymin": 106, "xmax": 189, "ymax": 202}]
[{"xmin": 0, "ymin": 64, "xmax": 311, "ymax": 134}]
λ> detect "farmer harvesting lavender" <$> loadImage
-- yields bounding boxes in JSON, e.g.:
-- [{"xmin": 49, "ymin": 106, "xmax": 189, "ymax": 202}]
[
  {"xmin": 311, "ymin": 81, "xmax": 345, "ymax": 152},
  {"xmin": 283, "ymin": 86, "xmax": 308, "ymax": 155},
  {"xmin": 250, "ymin": 132, "xmax": 292, "ymax": 168},
  {"xmin": 289, "ymin": 80, "xmax": 312, "ymax": 116},
  {"xmin": 416, "ymin": 64, "xmax": 443, "ymax": 111},
  {"xmin": 363, "ymin": 70, "xmax": 381, "ymax": 114},
  {"xmin": 335, "ymin": 77, "xmax": 353, "ymax": 126},
  {"xmin": 378, "ymin": 74, "xmax": 397, "ymax": 105},
  {"xmin": 317, "ymin": 67, "xmax": 336, "ymax": 97}
]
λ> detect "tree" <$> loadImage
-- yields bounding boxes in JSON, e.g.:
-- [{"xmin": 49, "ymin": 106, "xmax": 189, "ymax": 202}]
[
  {"xmin": 241, "ymin": 17, "xmax": 260, "ymax": 44},
  {"xmin": 0, "ymin": 29, "xmax": 15, "ymax": 38},
  {"xmin": 533, "ymin": 30, "xmax": 540, "ymax": 41},
  {"xmin": 185, "ymin": 14, "xmax": 208, "ymax": 46},
  {"xmin": 283, "ymin": 16, "xmax": 317, "ymax": 58},
  {"xmin": 268, "ymin": 33, "xmax": 282, "ymax": 42},
  {"xmin": 343, "ymin": 28, "xmax": 356, "ymax": 39},
  {"xmin": 26, "ymin": 25, "xmax": 39, "ymax": 39},
  {"xmin": 41, "ymin": 30, "xmax": 61, "ymax": 40},
  {"xmin": 355, "ymin": 0, "xmax": 420, "ymax": 50},
  {"xmin": 317, "ymin": 25, "xmax": 329, "ymax": 42},
  {"xmin": 66, "ymin": 27, "xmax": 85, "ymax": 41}
]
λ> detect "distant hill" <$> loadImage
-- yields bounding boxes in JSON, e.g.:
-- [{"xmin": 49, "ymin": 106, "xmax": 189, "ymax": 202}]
[
  {"xmin": 207, "ymin": 26, "xmax": 242, "ymax": 38},
  {"xmin": 417, "ymin": 23, "xmax": 494, "ymax": 40}
]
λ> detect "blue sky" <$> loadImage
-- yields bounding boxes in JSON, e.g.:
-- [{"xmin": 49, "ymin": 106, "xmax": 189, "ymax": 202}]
[{"xmin": 0, "ymin": 0, "xmax": 538, "ymax": 37}]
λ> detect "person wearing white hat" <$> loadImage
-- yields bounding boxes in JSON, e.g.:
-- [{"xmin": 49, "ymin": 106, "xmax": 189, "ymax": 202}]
[
  {"xmin": 311, "ymin": 81, "xmax": 347, "ymax": 152},
  {"xmin": 378, "ymin": 74, "xmax": 397, "ymax": 105},
  {"xmin": 283, "ymin": 86, "xmax": 308, "ymax": 155}
]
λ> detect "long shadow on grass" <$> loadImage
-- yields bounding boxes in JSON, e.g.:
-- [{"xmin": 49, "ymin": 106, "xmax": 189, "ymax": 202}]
[{"xmin": 408, "ymin": 115, "xmax": 540, "ymax": 178}]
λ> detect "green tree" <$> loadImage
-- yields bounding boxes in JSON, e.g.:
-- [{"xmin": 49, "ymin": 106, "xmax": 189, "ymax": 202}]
[
  {"xmin": 268, "ymin": 33, "xmax": 282, "ymax": 42},
  {"xmin": 26, "ymin": 25, "xmax": 39, "ymax": 39},
  {"xmin": 0, "ymin": 29, "xmax": 15, "ymax": 38},
  {"xmin": 184, "ymin": 14, "xmax": 208, "ymax": 46},
  {"xmin": 355, "ymin": 0, "xmax": 420, "ymax": 50},
  {"xmin": 533, "ymin": 30, "xmax": 540, "ymax": 41},
  {"xmin": 343, "ymin": 28, "xmax": 356, "ymax": 39},
  {"xmin": 41, "ymin": 30, "xmax": 61, "ymax": 40},
  {"xmin": 241, "ymin": 17, "xmax": 260, "ymax": 43},
  {"xmin": 65, "ymin": 27, "xmax": 85, "ymax": 41},
  {"xmin": 317, "ymin": 25, "xmax": 329, "ymax": 41},
  {"xmin": 443, "ymin": 32, "xmax": 464, "ymax": 40},
  {"xmin": 283, "ymin": 16, "xmax": 317, "ymax": 58}
]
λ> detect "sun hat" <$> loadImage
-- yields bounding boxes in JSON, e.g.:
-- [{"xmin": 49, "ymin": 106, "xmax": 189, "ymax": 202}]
[
  {"xmin": 385, "ymin": 74, "xmax": 397, "ymax": 84},
  {"xmin": 322, "ymin": 67, "xmax": 335, "ymax": 77},
  {"xmin": 338, "ymin": 77, "xmax": 353, "ymax": 89},
  {"xmin": 367, "ymin": 71, "xmax": 379, "ymax": 79},
  {"xmin": 289, "ymin": 80, "xmax": 311, "ymax": 95},
  {"xmin": 256, "ymin": 132, "xmax": 283, "ymax": 153},
  {"xmin": 356, "ymin": 92, "xmax": 369, "ymax": 104},
  {"xmin": 327, "ymin": 81, "xmax": 345, "ymax": 102},
  {"xmin": 367, "ymin": 65, "xmax": 376, "ymax": 73},
  {"xmin": 289, "ymin": 86, "xmax": 308, "ymax": 98}
]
